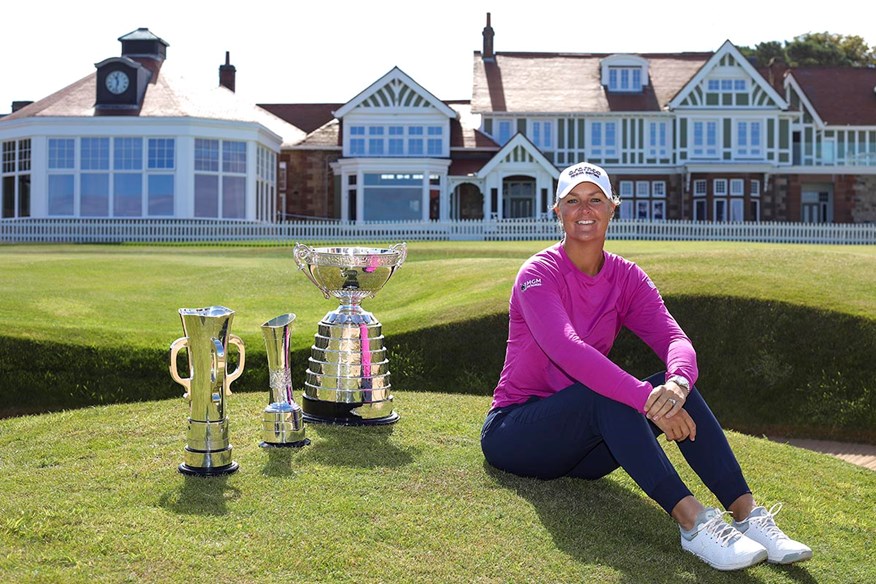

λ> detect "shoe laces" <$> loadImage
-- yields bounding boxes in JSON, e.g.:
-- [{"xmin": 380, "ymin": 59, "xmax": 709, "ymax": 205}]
[
  {"xmin": 697, "ymin": 511, "xmax": 741, "ymax": 547},
  {"xmin": 748, "ymin": 503, "xmax": 787, "ymax": 540}
]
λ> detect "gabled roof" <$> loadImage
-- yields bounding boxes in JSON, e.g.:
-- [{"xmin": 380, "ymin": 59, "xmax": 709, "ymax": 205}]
[
  {"xmin": 333, "ymin": 66, "xmax": 457, "ymax": 119},
  {"xmin": 787, "ymin": 67, "xmax": 876, "ymax": 126},
  {"xmin": 477, "ymin": 132, "xmax": 559, "ymax": 179},
  {"xmin": 0, "ymin": 60, "xmax": 307, "ymax": 147},
  {"xmin": 472, "ymin": 51, "xmax": 711, "ymax": 114},
  {"xmin": 668, "ymin": 40, "xmax": 787, "ymax": 109}
]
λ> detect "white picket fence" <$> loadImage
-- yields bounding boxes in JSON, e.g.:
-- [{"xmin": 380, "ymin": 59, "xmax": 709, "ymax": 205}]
[{"xmin": 0, "ymin": 217, "xmax": 874, "ymax": 245}]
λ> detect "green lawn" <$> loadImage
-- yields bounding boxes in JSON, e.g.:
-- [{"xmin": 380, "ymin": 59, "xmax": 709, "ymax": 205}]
[
  {"xmin": 1, "ymin": 241, "xmax": 873, "ymax": 349},
  {"xmin": 1, "ymin": 391, "xmax": 873, "ymax": 583},
  {"xmin": 1, "ymin": 241, "xmax": 873, "ymax": 582},
  {"xmin": 1, "ymin": 241, "xmax": 874, "ymax": 441}
]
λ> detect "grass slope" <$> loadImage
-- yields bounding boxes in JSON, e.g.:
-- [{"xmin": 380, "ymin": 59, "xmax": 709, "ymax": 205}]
[
  {"xmin": 1, "ymin": 391, "xmax": 874, "ymax": 583},
  {"xmin": 1, "ymin": 242, "xmax": 874, "ymax": 441}
]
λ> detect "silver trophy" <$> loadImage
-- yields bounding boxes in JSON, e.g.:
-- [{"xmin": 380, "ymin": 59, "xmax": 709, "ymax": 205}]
[
  {"xmin": 259, "ymin": 313, "xmax": 309, "ymax": 448},
  {"xmin": 293, "ymin": 242, "xmax": 407, "ymax": 425},
  {"xmin": 169, "ymin": 306, "xmax": 245, "ymax": 476}
]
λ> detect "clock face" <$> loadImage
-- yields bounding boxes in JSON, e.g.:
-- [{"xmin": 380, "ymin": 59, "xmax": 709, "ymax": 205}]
[{"xmin": 105, "ymin": 70, "xmax": 130, "ymax": 95}]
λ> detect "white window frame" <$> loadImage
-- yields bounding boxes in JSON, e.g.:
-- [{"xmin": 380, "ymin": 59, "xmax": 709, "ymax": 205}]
[
  {"xmin": 707, "ymin": 78, "xmax": 749, "ymax": 93},
  {"xmin": 713, "ymin": 179, "xmax": 728, "ymax": 196},
  {"xmin": 694, "ymin": 199, "xmax": 707, "ymax": 221},
  {"xmin": 730, "ymin": 198, "xmax": 745, "ymax": 222},
  {"xmin": 651, "ymin": 200, "xmax": 666, "ymax": 221},
  {"xmin": 693, "ymin": 179, "xmax": 707, "ymax": 197},
  {"xmin": 692, "ymin": 120, "xmax": 719, "ymax": 159},
  {"xmin": 714, "ymin": 198, "xmax": 728, "ymax": 222},
  {"xmin": 619, "ymin": 200, "xmax": 633, "ymax": 220},
  {"xmin": 750, "ymin": 179, "xmax": 761, "ymax": 197},
  {"xmin": 619, "ymin": 181, "xmax": 634, "ymax": 198},
  {"xmin": 635, "ymin": 200, "xmax": 650, "ymax": 220},
  {"xmin": 608, "ymin": 66, "xmax": 643, "ymax": 92},
  {"xmin": 528, "ymin": 120, "xmax": 555, "ymax": 151},
  {"xmin": 496, "ymin": 120, "xmax": 514, "ymax": 146},
  {"xmin": 735, "ymin": 120, "xmax": 763, "ymax": 158},
  {"xmin": 729, "ymin": 179, "xmax": 744, "ymax": 196},
  {"xmin": 749, "ymin": 199, "xmax": 761, "ymax": 222},
  {"xmin": 652, "ymin": 181, "xmax": 666, "ymax": 197},
  {"xmin": 589, "ymin": 120, "xmax": 618, "ymax": 158},
  {"xmin": 635, "ymin": 180, "xmax": 650, "ymax": 197},
  {"xmin": 821, "ymin": 138, "xmax": 836, "ymax": 164},
  {"xmin": 648, "ymin": 121, "xmax": 669, "ymax": 157}
]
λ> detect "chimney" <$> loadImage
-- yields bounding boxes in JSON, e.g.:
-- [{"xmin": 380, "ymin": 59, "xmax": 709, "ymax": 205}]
[
  {"xmin": 11, "ymin": 101, "xmax": 34, "ymax": 113},
  {"xmin": 767, "ymin": 56, "xmax": 788, "ymax": 87},
  {"xmin": 219, "ymin": 51, "xmax": 236, "ymax": 92},
  {"xmin": 482, "ymin": 13, "xmax": 495, "ymax": 61}
]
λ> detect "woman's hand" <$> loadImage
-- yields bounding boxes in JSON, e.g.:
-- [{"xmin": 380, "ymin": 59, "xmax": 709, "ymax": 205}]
[
  {"xmin": 652, "ymin": 408, "xmax": 697, "ymax": 442},
  {"xmin": 644, "ymin": 381, "xmax": 688, "ymax": 421}
]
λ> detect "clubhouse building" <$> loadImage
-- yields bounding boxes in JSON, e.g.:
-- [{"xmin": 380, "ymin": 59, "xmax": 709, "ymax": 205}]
[{"xmin": 2, "ymin": 16, "xmax": 875, "ymax": 224}]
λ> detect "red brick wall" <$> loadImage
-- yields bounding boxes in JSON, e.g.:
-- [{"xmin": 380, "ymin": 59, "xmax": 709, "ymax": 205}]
[
  {"xmin": 278, "ymin": 149, "xmax": 340, "ymax": 219},
  {"xmin": 782, "ymin": 174, "xmax": 860, "ymax": 223}
]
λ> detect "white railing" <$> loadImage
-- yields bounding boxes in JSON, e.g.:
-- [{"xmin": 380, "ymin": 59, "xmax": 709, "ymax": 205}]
[{"xmin": 0, "ymin": 217, "xmax": 874, "ymax": 245}]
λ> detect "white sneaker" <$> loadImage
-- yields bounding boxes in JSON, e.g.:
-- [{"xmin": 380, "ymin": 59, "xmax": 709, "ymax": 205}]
[
  {"xmin": 733, "ymin": 503, "xmax": 813, "ymax": 564},
  {"xmin": 680, "ymin": 507, "xmax": 768, "ymax": 571}
]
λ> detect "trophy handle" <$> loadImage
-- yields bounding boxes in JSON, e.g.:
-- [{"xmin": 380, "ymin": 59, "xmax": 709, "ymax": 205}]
[
  {"xmin": 225, "ymin": 334, "xmax": 246, "ymax": 395},
  {"xmin": 211, "ymin": 338, "xmax": 227, "ymax": 402},
  {"xmin": 169, "ymin": 337, "xmax": 192, "ymax": 400},
  {"xmin": 293, "ymin": 242, "xmax": 331, "ymax": 299},
  {"xmin": 390, "ymin": 242, "xmax": 408, "ymax": 268}
]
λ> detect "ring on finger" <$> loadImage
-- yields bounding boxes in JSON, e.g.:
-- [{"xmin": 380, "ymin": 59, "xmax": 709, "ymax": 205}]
[{"xmin": 668, "ymin": 398, "xmax": 677, "ymax": 407}]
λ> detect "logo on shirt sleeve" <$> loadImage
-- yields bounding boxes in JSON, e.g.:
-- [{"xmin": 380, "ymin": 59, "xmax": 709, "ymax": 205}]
[{"xmin": 520, "ymin": 277, "xmax": 542, "ymax": 292}]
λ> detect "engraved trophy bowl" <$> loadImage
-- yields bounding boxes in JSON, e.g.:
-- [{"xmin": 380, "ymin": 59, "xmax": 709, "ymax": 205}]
[
  {"xmin": 169, "ymin": 305, "xmax": 245, "ymax": 476},
  {"xmin": 293, "ymin": 242, "xmax": 407, "ymax": 425},
  {"xmin": 259, "ymin": 312, "xmax": 309, "ymax": 448}
]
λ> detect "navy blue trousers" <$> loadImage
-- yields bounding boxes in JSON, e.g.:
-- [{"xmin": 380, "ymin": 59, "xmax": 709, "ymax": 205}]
[{"xmin": 481, "ymin": 372, "xmax": 751, "ymax": 515}]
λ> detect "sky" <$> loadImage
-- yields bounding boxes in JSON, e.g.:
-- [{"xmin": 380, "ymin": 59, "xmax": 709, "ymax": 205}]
[{"xmin": 2, "ymin": 0, "xmax": 873, "ymax": 114}]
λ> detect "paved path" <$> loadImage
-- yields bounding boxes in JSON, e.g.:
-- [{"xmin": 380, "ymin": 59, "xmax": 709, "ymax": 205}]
[{"xmin": 768, "ymin": 436, "xmax": 876, "ymax": 471}]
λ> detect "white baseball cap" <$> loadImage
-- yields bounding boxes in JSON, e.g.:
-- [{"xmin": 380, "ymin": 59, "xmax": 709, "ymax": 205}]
[{"xmin": 555, "ymin": 162, "xmax": 619, "ymax": 205}]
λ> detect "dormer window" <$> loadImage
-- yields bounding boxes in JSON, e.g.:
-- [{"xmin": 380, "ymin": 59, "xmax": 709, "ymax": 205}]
[
  {"xmin": 608, "ymin": 67, "xmax": 642, "ymax": 92},
  {"xmin": 601, "ymin": 54, "xmax": 649, "ymax": 93}
]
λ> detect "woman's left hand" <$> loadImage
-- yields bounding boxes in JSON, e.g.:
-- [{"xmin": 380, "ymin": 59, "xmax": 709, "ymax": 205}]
[{"xmin": 644, "ymin": 381, "xmax": 687, "ymax": 421}]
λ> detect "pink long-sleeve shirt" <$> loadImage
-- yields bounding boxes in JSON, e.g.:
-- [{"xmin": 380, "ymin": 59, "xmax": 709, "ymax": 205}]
[{"xmin": 491, "ymin": 243, "xmax": 698, "ymax": 413}]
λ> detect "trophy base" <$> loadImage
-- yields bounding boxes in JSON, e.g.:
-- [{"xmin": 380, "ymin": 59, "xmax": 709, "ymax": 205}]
[
  {"xmin": 178, "ymin": 461, "xmax": 239, "ymax": 477},
  {"xmin": 301, "ymin": 395, "xmax": 399, "ymax": 426},
  {"xmin": 259, "ymin": 438, "xmax": 311, "ymax": 448}
]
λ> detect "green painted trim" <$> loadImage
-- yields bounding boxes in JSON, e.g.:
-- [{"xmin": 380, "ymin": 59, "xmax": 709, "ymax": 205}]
[
  {"xmin": 724, "ymin": 119, "xmax": 732, "ymax": 148},
  {"xmin": 484, "ymin": 118, "xmax": 493, "ymax": 136}
]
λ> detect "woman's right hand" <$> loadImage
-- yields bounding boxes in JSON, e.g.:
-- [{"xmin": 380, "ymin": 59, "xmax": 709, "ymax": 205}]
[{"xmin": 652, "ymin": 409, "xmax": 697, "ymax": 442}]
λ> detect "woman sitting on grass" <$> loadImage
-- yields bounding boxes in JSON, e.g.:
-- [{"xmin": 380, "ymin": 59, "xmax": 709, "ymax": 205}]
[{"xmin": 480, "ymin": 162, "xmax": 811, "ymax": 571}]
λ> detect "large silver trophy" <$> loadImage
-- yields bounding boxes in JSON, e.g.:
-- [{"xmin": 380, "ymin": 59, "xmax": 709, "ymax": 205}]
[
  {"xmin": 259, "ymin": 313, "xmax": 309, "ymax": 447},
  {"xmin": 169, "ymin": 306, "xmax": 245, "ymax": 476},
  {"xmin": 293, "ymin": 242, "xmax": 407, "ymax": 425}
]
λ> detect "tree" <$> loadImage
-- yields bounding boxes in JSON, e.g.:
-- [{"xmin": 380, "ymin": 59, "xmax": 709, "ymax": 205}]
[
  {"xmin": 738, "ymin": 33, "xmax": 875, "ymax": 67},
  {"xmin": 786, "ymin": 32, "xmax": 875, "ymax": 66},
  {"xmin": 753, "ymin": 41, "xmax": 787, "ymax": 67}
]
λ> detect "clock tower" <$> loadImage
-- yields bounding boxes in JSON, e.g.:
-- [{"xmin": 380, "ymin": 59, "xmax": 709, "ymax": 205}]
[{"xmin": 94, "ymin": 28, "xmax": 169, "ymax": 112}]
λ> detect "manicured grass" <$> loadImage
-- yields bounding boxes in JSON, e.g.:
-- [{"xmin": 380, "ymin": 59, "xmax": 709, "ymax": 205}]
[
  {"xmin": 1, "ymin": 241, "xmax": 874, "ymax": 441},
  {"xmin": 1, "ymin": 241, "xmax": 873, "ymax": 349},
  {"xmin": 1, "ymin": 391, "xmax": 873, "ymax": 583}
]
